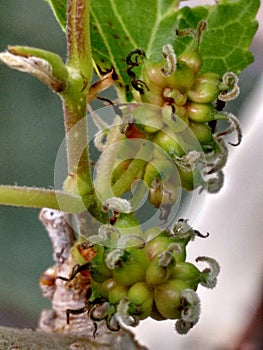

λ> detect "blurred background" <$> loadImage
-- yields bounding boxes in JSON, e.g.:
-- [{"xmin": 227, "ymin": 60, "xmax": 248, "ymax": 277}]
[{"xmin": 0, "ymin": 0, "xmax": 262, "ymax": 349}]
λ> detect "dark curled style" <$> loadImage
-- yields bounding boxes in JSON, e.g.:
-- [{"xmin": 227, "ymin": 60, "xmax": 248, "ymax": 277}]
[{"xmin": 126, "ymin": 49, "xmax": 149, "ymax": 94}]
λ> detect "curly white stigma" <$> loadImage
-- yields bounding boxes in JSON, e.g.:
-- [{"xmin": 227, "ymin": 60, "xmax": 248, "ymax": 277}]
[
  {"xmin": 175, "ymin": 289, "xmax": 201, "ymax": 334},
  {"xmin": 116, "ymin": 297, "xmax": 139, "ymax": 327},
  {"xmin": 219, "ymin": 72, "xmax": 240, "ymax": 101},
  {"xmin": 102, "ymin": 197, "xmax": 132, "ymax": 214},
  {"xmin": 161, "ymin": 44, "xmax": 177, "ymax": 76},
  {"xmin": 196, "ymin": 256, "xmax": 220, "ymax": 288}
]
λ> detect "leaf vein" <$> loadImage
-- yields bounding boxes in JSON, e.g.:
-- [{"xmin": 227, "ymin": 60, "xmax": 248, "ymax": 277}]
[
  {"xmin": 90, "ymin": 7, "xmax": 122, "ymax": 80},
  {"xmin": 109, "ymin": 0, "xmax": 138, "ymax": 49}
]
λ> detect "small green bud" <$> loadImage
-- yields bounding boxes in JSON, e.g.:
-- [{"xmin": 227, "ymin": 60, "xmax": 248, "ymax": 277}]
[
  {"xmin": 143, "ymin": 61, "xmax": 167, "ymax": 88},
  {"xmin": 108, "ymin": 283, "xmax": 129, "ymax": 304},
  {"xmin": 132, "ymin": 105, "xmax": 164, "ymax": 133},
  {"xmin": 144, "ymin": 233, "xmax": 173, "ymax": 260},
  {"xmin": 114, "ymin": 214, "xmax": 143, "ymax": 238},
  {"xmin": 112, "ymin": 248, "xmax": 149, "ymax": 286},
  {"xmin": 177, "ymin": 166, "xmax": 204, "ymax": 191},
  {"xmin": 154, "ymin": 279, "xmax": 189, "ymax": 319},
  {"xmin": 128, "ymin": 281, "xmax": 152, "ymax": 306},
  {"xmin": 177, "ymin": 20, "xmax": 207, "ymax": 75},
  {"xmin": 154, "ymin": 129, "xmax": 184, "ymax": 158},
  {"xmin": 171, "ymin": 262, "xmax": 201, "ymax": 290},
  {"xmin": 167, "ymin": 61, "xmax": 195, "ymax": 90},
  {"xmin": 163, "ymin": 87, "xmax": 188, "ymax": 106},
  {"xmin": 180, "ymin": 50, "xmax": 202, "ymax": 75},
  {"xmin": 187, "ymin": 102, "xmax": 216, "ymax": 123},
  {"xmin": 141, "ymin": 83, "xmax": 165, "ymax": 106},
  {"xmin": 144, "ymin": 159, "xmax": 174, "ymax": 187},
  {"xmin": 187, "ymin": 72, "xmax": 221, "ymax": 103},
  {"xmin": 149, "ymin": 179, "xmax": 178, "ymax": 208},
  {"xmin": 128, "ymin": 282, "xmax": 153, "ymax": 320},
  {"xmin": 189, "ymin": 121, "xmax": 213, "ymax": 144},
  {"xmin": 101, "ymin": 278, "xmax": 117, "ymax": 299},
  {"xmin": 145, "ymin": 256, "xmax": 175, "ymax": 285}
]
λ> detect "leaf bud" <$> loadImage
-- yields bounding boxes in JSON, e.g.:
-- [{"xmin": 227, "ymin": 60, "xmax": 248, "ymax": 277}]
[{"xmin": 0, "ymin": 46, "xmax": 68, "ymax": 92}]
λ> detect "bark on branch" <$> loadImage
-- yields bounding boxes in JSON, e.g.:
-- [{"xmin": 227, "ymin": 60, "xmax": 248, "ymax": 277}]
[{"xmin": 0, "ymin": 325, "xmax": 146, "ymax": 350}]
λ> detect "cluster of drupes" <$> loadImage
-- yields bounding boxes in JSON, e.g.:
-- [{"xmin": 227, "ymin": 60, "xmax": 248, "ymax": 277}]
[
  {"xmin": 110, "ymin": 20, "xmax": 241, "ymax": 216},
  {"xmin": 62, "ymin": 21, "xmax": 239, "ymax": 335},
  {"xmin": 66, "ymin": 218, "xmax": 219, "ymax": 335}
]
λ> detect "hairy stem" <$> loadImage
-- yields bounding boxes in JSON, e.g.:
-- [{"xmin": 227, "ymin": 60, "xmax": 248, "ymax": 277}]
[
  {"xmin": 0, "ymin": 185, "xmax": 84, "ymax": 213},
  {"xmin": 61, "ymin": 0, "xmax": 103, "ymax": 223}
]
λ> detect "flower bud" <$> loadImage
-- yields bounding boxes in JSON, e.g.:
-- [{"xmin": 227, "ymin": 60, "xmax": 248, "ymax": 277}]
[
  {"xmin": 177, "ymin": 166, "xmax": 204, "ymax": 191},
  {"xmin": 114, "ymin": 214, "xmax": 143, "ymax": 237},
  {"xmin": 187, "ymin": 72, "xmax": 221, "ymax": 103},
  {"xmin": 163, "ymin": 87, "xmax": 188, "ymax": 106},
  {"xmin": 143, "ymin": 61, "xmax": 167, "ymax": 87},
  {"xmin": 141, "ymin": 83, "xmax": 165, "ymax": 106},
  {"xmin": 143, "ymin": 158, "xmax": 174, "ymax": 187},
  {"xmin": 166, "ymin": 61, "xmax": 195, "ymax": 90},
  {"xmin": 189, "ymin": 121, "xmax": 213, "ymax": 144},
  {"xmin": 132, "ymin": 105, "xmax": 164, "ymax": 133},
  {"xmin": 171, "ymin": 262, "xmax": 201, "ymax": 290},
  {"xmin": 149, "ymin": 179, "xmax": 178, "ymax": 208},
  {"xmin": 108, "ymin": 283, "xmax": 129, "ymax": 304},
  {"xmin": 154, "ymin": 279, "xmax": 189, "ymax": 319},
  {"xmin": 144, "ymin": 233, "xmax": 173, "ymax": 260},
  {"xmin": 112, "ymin": 248, "xmax": 149, "ymax": 286},
  {"xmin": 154, "ymin": 129, "xmax": 184, "ymax": 158},
  {"xmin": 128, "ymin": 282, "xmax": 153, "ymax": 320},
  {"xmin": 100, "ymin": 278, "xmax": 117, "ymax": 299},
  {"xmin": 179, "ymin": 50, "xmax": 202, "ymax": 75},
  {"xmin": 187, "ymin": 102, "xmax": 216, "ymax": 123},
  {"xmin": 145, "ymin": 256, "xmax": 175, "ymax": 285}
]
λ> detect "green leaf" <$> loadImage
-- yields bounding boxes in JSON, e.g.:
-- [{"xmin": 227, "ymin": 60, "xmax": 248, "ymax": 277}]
[
  {"xmin": 193, "ymin": 0, "xmax": 260, "ymax": 75},
  {"xmin": 44, "ymin": 0, "xmax": 259, "ymax": 86},
  {"xmin": 44, "ymin": 0, "xmax": 67, "ymax": 32},
  {"xmin": 90, "ymin": 0, "xmax": 182, "ymax": 90},
  {"xmin": 89, "ymin": 0, "xmax": 259, "ymax": 92}
]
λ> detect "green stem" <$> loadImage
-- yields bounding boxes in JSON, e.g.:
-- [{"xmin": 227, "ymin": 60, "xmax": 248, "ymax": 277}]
[
  {"xmin": 111, "ymin": 142, "xmax": 151, "ymax": 197},
  {"xmin": 63, "ymin": 0, "xmax": 92, "ymax": 177},
  {"xmin": 94, "ymin": 118, "xmax": 125, "ymax": 200},
  {"xmin": 67, "ymin": 0, "xmax": 92, "ymax": 79},
  {"xmin": 61, "ymin": 0, "xmax": 103, "ymax": 222},
  {"xmin": 0, "ymin": 185, "xmax": 84, "ymax": 213}
]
